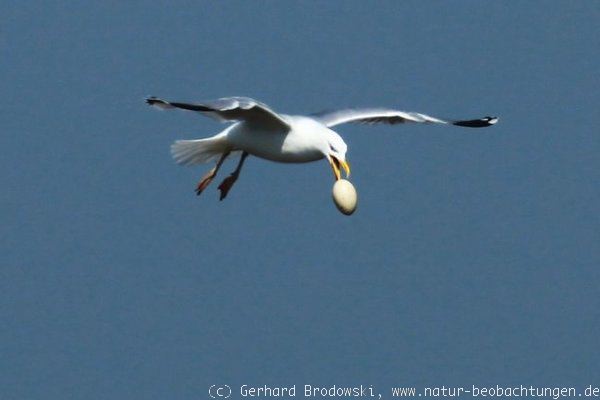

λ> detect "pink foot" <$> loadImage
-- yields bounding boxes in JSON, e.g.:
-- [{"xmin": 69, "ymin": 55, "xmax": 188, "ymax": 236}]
[
  {"xmin": 195, "ymin": 167, "xmax": 217, "ymax": 195},
  {"xmin": 217, "ymin": 175, "xmax": 238, "ymax": 201}
]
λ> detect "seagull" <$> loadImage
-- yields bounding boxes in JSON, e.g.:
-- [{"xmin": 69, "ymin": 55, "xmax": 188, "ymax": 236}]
[{"xmin": 146, "ymin": 96, "xmax": 497, "ymax": 200}]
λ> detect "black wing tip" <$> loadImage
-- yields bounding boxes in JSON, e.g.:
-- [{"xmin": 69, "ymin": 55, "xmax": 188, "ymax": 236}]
[
  {"xmin": 146, "ymin": 96, "xmax": 175, "ymax": 110},
  {"xmin": 453, "ymin": 116, "xmax": 499, "ymax": 128},
  {"xmin": 145, "ymin": 96, "xmax": 160, "ymax": 105}
]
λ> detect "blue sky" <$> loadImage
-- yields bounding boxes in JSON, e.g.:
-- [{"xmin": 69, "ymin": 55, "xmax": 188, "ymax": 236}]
[{"xmin": 2, "ymin": 2, "xmax": 599, "ymax": 399}]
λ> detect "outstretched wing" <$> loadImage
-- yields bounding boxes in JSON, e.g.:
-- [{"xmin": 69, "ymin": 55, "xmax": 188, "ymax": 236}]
[
  {"xmin": 146, "ymin": 96, "xmax": 289, "ymax": 130},
  {"xmin": 312, "ymin": 108, "xmax": 498, "ymax": 128}
]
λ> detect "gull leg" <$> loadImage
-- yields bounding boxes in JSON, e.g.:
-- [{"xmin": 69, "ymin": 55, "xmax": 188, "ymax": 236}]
[
  {"xmin": 218, "ymin": 152, "xmax": 249, "ymax": 201},
  {"xmin": 195, "ymin": 151, "xmax": 230, "ymax": 195}
]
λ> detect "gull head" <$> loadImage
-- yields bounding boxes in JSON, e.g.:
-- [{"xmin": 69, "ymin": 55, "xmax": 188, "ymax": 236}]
[{"xmin": 324, "ymin": 130, "xmax": 350, "ymax": 180}]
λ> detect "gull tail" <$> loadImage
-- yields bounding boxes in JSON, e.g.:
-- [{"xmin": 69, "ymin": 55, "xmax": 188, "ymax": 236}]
[{"xmin": 171, "ymin": 135, "xmax": 230, "ymax": 166}]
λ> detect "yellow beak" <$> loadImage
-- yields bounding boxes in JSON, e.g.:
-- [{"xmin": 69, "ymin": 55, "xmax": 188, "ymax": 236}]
[
  {"xmin": 340, "ymin": 160, "xmax": 351, "ymax": 178},
  {"xmin": 328, "ymin": 156, "xmax": 351, "ymax": 180}
]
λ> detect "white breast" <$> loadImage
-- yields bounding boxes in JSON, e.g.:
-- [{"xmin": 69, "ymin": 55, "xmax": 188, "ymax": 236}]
[{"xmin": 226, "ymin": 117, "xmax": 329, "ymax": 163}]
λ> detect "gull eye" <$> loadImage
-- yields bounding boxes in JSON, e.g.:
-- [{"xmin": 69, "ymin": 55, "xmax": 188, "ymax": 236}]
[{"xmin": 329, "ymin": 144, "xmax": 337, "ymax": 152}]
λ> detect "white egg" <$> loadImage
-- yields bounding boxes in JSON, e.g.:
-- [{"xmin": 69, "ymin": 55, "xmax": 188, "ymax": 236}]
[{"xmin": 332, "ymin": 179, "xmax": 358, "ymax": 215}]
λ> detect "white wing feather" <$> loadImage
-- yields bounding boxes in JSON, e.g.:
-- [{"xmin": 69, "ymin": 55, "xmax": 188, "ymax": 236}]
[
  {"xmin": 312, "ymin": 108, "xmax": 498, "ymax": 128},
  {"xmin": 147, "ymin": 96, "xmax": 289, "ymax": 130}
]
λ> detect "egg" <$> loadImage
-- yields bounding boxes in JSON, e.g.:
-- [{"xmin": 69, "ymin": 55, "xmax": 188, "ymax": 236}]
[{"xmin": 332, "ymin": 179, "xmax": 358, "ymax": 215}]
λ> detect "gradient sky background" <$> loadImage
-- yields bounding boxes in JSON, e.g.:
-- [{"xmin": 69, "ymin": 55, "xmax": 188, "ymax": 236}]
[{"xmin": 2, "ymin": 1, "xmax": 599, "ymax": 399}]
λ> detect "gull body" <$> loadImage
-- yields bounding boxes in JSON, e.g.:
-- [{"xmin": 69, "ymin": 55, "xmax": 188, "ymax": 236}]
[
  {"xmin": 226, "ymin": 115, "xmax": 345, "ymax": 163},
  {"xmin": 146, "ymin": 96, "xmax": 497, "ymax": 200}
]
